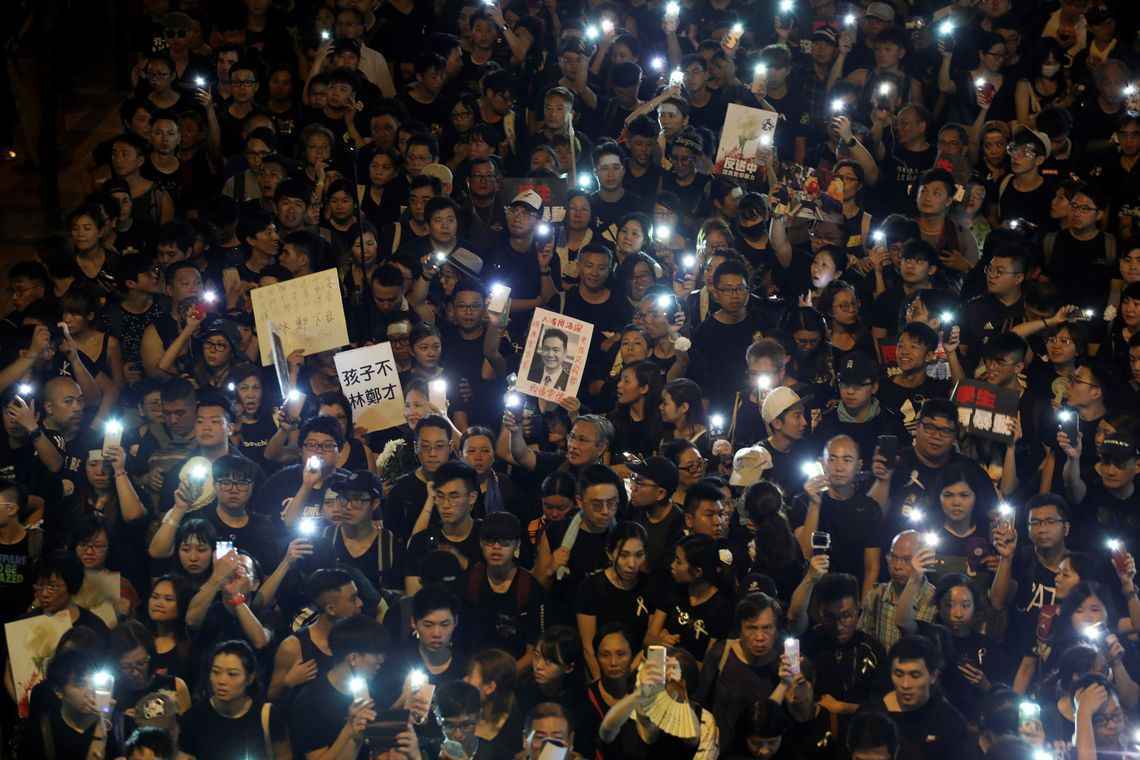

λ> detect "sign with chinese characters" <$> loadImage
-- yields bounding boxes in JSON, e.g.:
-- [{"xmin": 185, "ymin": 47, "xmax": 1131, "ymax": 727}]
[
  {"xmin": 952, "ymin": 380, "xmax": 1019, "ymax": 443},
  {"xmin": 515, "ymin": 308, "xmax": 594, "ymax": 403},
  {"xmin": 250, "ymin": 269, "xmax": 349, "ymax": 366},
  {"xmin": 333, "ymin": 342, "xmax": 405, "ymax": 432},
  {"xmin": 713, "ymin": 103, "xmax": 777, "ymax": 185}
]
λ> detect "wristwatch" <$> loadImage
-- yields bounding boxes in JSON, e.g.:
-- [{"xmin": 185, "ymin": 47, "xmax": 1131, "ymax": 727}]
[{"xmin": 843, "ymin": 136, "xmax": 856, "ymax": 148}]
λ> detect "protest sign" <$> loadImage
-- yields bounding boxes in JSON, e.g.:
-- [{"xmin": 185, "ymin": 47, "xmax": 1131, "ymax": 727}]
[
  {"xmin": 713, "ymin": 103, "xmax": 778, "ymax": 186},
  {"xmin": 515, "ymin": 308, "xmax": 593, "ymax": 403},
  {"xmin": 495, "ymin": 177, "xmax": 569, "ymax": 223},
  {"xmin": 250, "ymin": 269, "xmax": 349, "ymax": 366},
  {"xmin": 952, "ymin": 379, "xmax": 1019, "ymax": 442},
  {"xmin": 334, "ymin": 342, "xmax": 406, "ymax": 432},
  {"xmin": 7, "ymin": 613, "xmax": 72, "ymax": 718}
]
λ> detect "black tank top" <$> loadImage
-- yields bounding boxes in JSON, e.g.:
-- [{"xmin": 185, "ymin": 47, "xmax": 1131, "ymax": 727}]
[{"xmin": 297, "ymin": 626, "xmax": 335, "ymax": 676}]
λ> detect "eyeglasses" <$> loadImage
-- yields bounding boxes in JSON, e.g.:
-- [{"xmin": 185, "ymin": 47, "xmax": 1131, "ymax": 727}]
[
  {"xmin": 1092, "ymin": 709, "xmax": 1124, "ymax": 727},
  {"xmin": 302, "ymin": 441, "xmax": 339, "ymax": 453},
  {"xmin": 120, "ymin": 655, "xmax": 152, "ymax": 674},
  {"xmin": 203, "ymin": 340, "xmax": 230, "ymax": 352},
  {"xmin": 434, "ymin": 491, "xmax": 471, "ymax": 505},
  {"xmin": 216, "ymin": 478, "xmax": 253, "ymax": 490},
  {"xmin": 453, "ymin": 302, "xmax": 482, "ymax": 312},
  {"xmin": 77, "ymin": 541, "xmax": 109, "ymax": 552},
  {"xmin": 1028, "ymin": 517, "xmax": 1065, "ymax": 528},
  {"xmin": 481, "ymin": 537, "xmax": 518, "ymax": 547},
  {"xmin": 442, "ymin": 718, "xmax": 477, "ymax": 733},
  {"xmin": 1071, "ymin": 376, "xmax": 1100, "ymax": 389},
  {"xmin": 1069, "ymin": 203, "xmax": 1098, "ymax": 214},
  {"xmin": 718, "ymin": 285, "xmax": 749, "ymax": 296},
  {"xmin": 231, "ymin": 78, "xmax": 258, "ymax": 87},
  {"xmin": 919, "ymin": 420, "xmax": 956, "ymax": 438},
  {"xmin": 678, "ymin": 460, "xmax": 705, "ymax": 473},
  {"xmin": 984, "ymin": 265, "xmax": 1021, "ymax": 277},
  {"xmin": 336, "ymin": 493, "xmax": 372, "ymax": 504}
]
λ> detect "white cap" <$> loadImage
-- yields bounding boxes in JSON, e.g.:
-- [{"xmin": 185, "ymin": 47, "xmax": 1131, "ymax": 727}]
[
  {"xmin": 510, "ymin": 189, "xmax": 543, "ymax": 213},
  {"xmin": 761, "ymin": 386, "xmax": 802, "ymax": 424},
  {"xmin": 729, "ymin": 445, "xmax": 773, "ymax": 487}
]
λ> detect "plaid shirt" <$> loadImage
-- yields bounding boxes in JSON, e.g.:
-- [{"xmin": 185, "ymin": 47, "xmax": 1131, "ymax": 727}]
[{"xmin": 858, "ymin": 579, "xmax": 938, "ymax": 651}]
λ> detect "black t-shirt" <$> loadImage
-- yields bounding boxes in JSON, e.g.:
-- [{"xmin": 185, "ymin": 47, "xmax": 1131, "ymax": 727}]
[
  {"xmin": 400, "ymin": 93, "xmax": 451, "ymax": 137},
  {"xmin": 440, "ymin": 325, "xmax": 516, "ymax": 429},
  {"xmin": 958, "ymin": 293, "xmax": 1026, "ymax": 368},
  {"xmin": 875, "ymin": 142, "xmax": 936, "ymax": 215},
  {"xmin": 765, "ymin": 88, "xmax": 812, "ymax": 160},
  {"xmin": 543, "ymin": 520, "xmax": 612, "ymax": 626},
  {"xmin": 1073, "ymin": 473, "xmax": 1140, "ymax": 551},
  {"xmin": 662, "ymin": 587, "xmax": 734, "ymax": 660},
  {"xmin": 997, "ymin": 177, "xmax": 1053, "ymax": 227},
  {"xmin": 688, "ymin": 313, "xmax": 769, "ymax": 411},
  {"xmin": 0, "ymin": 534, "xmax": 36, "ymax": 624},
  {"xmin": 382, "ymin": 471, "xmax": 430, "ymax": 543},
  {"xmin": 801, "ymin": 627, "xmax": 886, "ymax": 706},
  {"xmin": 181, "ymin": 699, "xmax": 285, "ymax": 760},
  {"xmin": 758, "ymin": 438, "xmax": 816, "ymax": 497},
  {"xmin": 589, "ymin": 190, "xmax": 646, "ymax": 235},
  {"xmin": 206, "ymin": 508, "xmax": 283, "ymax": 572},
  {"xmin": 790, "ymin": 493, "xmax": 881, "ymax": 587},
  {"xmin": 862, "ymin": 694, "xmax": 968, "ymax": 760},
  {"xmin": 405, "ymin": 521, "xmax": 483, "ymax": 579},
  {"xmin": 461, "ymin": 566, "xmax": 543, "ymax": 657},
  {"xmin": 876, "ymin": 376, "xmax": 953, "ymax": 436},
  {"xmin": 289, "ymin": 676, "xmax": 360, "ymax": 758},
  {"xmin": 575, "ymin": 570, "xmax": 654, "ymax": 648}
]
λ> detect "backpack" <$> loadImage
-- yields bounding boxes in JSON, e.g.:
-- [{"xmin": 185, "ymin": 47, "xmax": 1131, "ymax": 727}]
[{"xmin": 465, "ymin": 562, "xmax": 535, "ymax": 611}]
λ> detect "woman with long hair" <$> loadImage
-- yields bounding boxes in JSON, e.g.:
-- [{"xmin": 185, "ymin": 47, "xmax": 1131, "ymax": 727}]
[
  {"xmin": 78, "ymin": 448, "xmax": 149, "ymax": 595},
  {"xmin": 576, "ymin": 523, "xmax": 653, "ymax": 682},
  {"xmin": 616, "ymin": 252, "xmax": 661, "ymax": 309},
  {"xmin": 464, "ymin": 648, "xmax": 523, "ymax": 758},
  {"xmin": 1014, "ymin": 38, "xmax": 1072, "ymax": 128},
  {"xmin": 816, "ymin": 280, "xmax": 876, "ymax": 364},
  {"xmin": 360, "ymin": 148, "xmax": 404, "ymax": 230},
  {"xmin": 557, "ymin": 191, "xmax": 597, "ymax": 289},
  {"xmin": 167, "ymin": 518, "xmax": 217, "ymax": 593},
  {"xmin": 108, "ymin": 620, "xmax": 191, "ymax": 744},
  {"xmin": 73, "ymin": 514, "xmax": 139, "ymax": 623},
  {"xmin": 580, "ymin": 624, "xmax": 634, "ymax": 758},
  {"xmin": 924, "ymin": 461, "xmax": 999, "ymax": 588},
  {"xmin": 407, "ymin": 321, "xmax": 446, "ymax": 385},
  {"xmin": 227, "ymin": 364, "xmax": 276, "ymax": 470},
  {"xmin": 146, "ymin": 574, "xmax": 194, "ymax": 684},
  {"xmin": 608, "ymin": 360, "xmax": 664, "ymax": 459},
  {"xmin": 646, "ymin": 534, "xmax": 734, "ymax": 661},
  {"xmin": 60, "ymin": 287, "xmax": 125, "ymax": 423},
  {"xmin": 179, "ymin": 640, "xmax": 289, "ymax": 759},
  {"xmin": 614, "ymin": 212, "xmax": 652, "ymax": 266},
  {"xmin": 659, "ymin": 378, "xmax": 710, "ymax": 458},
  {"xmin": 780, "ymin": 306, "xmax": 835, "ymax": 389},
  {"xmin": 739, "ymin": 482, "xmax": 803, "ymax": 602},
  {"xmin": 1044, "ymin": 582, "xmax": 1139, "ymax": 703},
  {"xmin": 516, "ymin": 626, "xmax": 584, "ymax": 716}
]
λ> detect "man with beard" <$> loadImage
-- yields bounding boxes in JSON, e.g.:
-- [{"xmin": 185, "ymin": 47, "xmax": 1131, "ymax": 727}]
[{"xmin": 794, "ymin": 571, "xmax": 885, "ymax": 720}]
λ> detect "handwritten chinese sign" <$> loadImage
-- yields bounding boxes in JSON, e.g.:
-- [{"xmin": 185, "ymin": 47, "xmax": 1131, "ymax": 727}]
[
  {"xmin": 333, "ymin": 342, "xmax": 405, "ymax": 432},
  {"xmin": 713, "ymin": 104, "xmax": 777, "ymax": 185},
  {"xmin": 251, "ymin": 269, "xmax": 349, "ymax": 366},
  {"xmin": 515, "ymin": 308, "xmax": 594, "ymax": 403},
  {"xmin": 952, "ymin": 380, "xmax": 1019, "ymax": 443}
]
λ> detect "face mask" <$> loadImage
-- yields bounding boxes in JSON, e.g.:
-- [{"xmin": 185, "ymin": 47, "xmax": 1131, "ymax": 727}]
[
  {"xmin": 1041, "ymin": 63, "xmax": 1061, "ymax": 77},
  {"xmin": 737, "ymin": 221, "xmax": 767, "ymax": 240}
]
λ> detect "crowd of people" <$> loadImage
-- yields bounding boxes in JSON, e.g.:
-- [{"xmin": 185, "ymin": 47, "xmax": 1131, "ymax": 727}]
[{"xmin": 4, "ymin": 0, "xmax": 1140, "ymax": 757}]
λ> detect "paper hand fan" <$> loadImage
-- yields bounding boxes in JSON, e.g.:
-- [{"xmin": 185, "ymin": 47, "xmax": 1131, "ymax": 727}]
[{"xmin": 636, "ymin": 659, "xmax": 699, "ymax": 739}]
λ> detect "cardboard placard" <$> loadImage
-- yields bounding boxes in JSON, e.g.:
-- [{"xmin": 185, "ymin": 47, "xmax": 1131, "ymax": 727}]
[
  {"xmin": 515, "ymin": 308, "xmax": 594, "ymax": 403},
  {"xmin": 952, "ymin": 379, "xmax": 1019, "ymax": 442},
  {"xmin": 713, "ymin": 103, "xmax": 778, "ymax": 186},
  {"xmin": 250, "ymin": 269, "xmax": 349, "ymax": 366},
  {"xmin": 333, "ymin": 342, "xmax": 407, "ymax": 433}
]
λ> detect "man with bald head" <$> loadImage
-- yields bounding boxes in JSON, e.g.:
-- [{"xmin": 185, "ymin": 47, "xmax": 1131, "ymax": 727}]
[{"xmin": 857, "ymin": 530, "xmax": 937, "ymax": 650}]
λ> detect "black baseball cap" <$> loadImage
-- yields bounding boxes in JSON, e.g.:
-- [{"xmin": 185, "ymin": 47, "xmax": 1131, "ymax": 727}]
[
  {"xmin": 333, "ymin": 471, "xmax": 382, "ymax": 498},
  {"xmin": 629, "ymin": 455, "xmax": 680, "ymax": 495},
  {"xmin": 1099, "ymin": 434, "xmax": 1138, "ymax": 464},
  {"xmin": 838, "ymin": 351, "xmax": 879, "ymax": 385},
  {"xmin": 481, "ymin": 511, "xmax": 522, "ymax": 542}
]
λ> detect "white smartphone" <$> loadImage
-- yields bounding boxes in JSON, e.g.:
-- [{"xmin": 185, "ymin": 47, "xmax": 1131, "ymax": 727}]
[
  {"xmin": 215, "ymin": 540, "xmax": 234, "ymax": 560},
  {"xmin": 648, "ymin": 644, "xmax": 667, "ymax": 672},
  {"xmin": 488, "ymin": 284, "xmax": 511, "ymax": 314},
  {"xmin": 538, "ymin": 743, "xmax": 569, "ymax": 760},
  {"xmin": 429, "ymin": 379, "xmax": 448, "ymax": 410},
  {"xmin": 103, "ymin": 419, "xmax": 124, "ymax": 451}
]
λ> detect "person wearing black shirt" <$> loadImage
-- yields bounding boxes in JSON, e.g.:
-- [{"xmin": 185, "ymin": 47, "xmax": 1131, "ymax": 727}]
[
  {"xmin": 756, "ymin": 386, "xmax": 815, "ymax": 497},
  {"xmin": 679, "ymin": 54, "xmax": 727, "ymax": 135},
  {"xmin": 792, "ymin": 435, "xmax": 882, "ymax": 597},
  {"xmin": 289, "ymin": 616, "xmax": 390, "ymax": 759},
  {"xmin": 877, "ymin": 322, "xmax": 952, "ymax": 435},
  {"xmin": 627, "ymin": 457, "xmax": 683, "ymax": 573},
  {"xmin": 0, "ymin": 481, "xmax": 39, "ymax": 624},
  {"xmin": 401, "ymin": 53, "xmax": 451, "ymax": 136},
  {"xmin": 1061, "ymin": 433, "xmax": 1140, "ymax": 550},
  {"xmin": 868, "ymin": 104, "xmax": 936, "ymax": 218},
  {"xmin": 486, "ymin": 189, "xmax": 561, "ymax": 345},
  {"xmin": 871, "ymin": 238, "xmax": 940, "ymax": 345},
  {"xmin": 21, "ymin": 649, "xmax": 115, "ymax": 760},
  {"xmin": 589, "ymin": 143, "xmax": 645, "ymax": 236},
  {"xmin": 406, "ymin": 460, "xmax": 483, "ymax": 596},
  {"xmin": 659, "ymin": 129, "xmax": 712, "ymax": 228},
  {"xmin": 957, "ymin": 248, "xmax": 1030, "ymax": 372},
  {"xmin": 813, "ymin": 351, "xmax": 908, "ymax": 467},
  {"xmin": 1043, "ymin": 182, "xmax": 1117, "ymax": 310},
  {"xmin": 646, "ymin": 533, "xmax": 734, "ymax": 662},
  {"xmin": 562, "ymin": 244, "xmax": 634, "ymax": 397},
  {"xmin": 796, "ymin": 572, "xmax": 886, "ymax": 716},
  {"xmin": 860, "ymin": 635, "xmax": 969, "ymax": 760},
  {"xmin": 689, "ymin": 259, "xmax": 770, "ymax": 413},
  {"xmin": 439, "ymin": 281, "xmax": 515, "ymax": 430},
  {"xmin": 995, "ymin": 129, "xmax": 1053, "ymax": 227},
  {"xmin": 461, "ymin": 511, "xmax": 543, "ymax": 667},
  {"xmin": 757, "ymin": 44, "xmax": 809, "ymax": 165}
]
